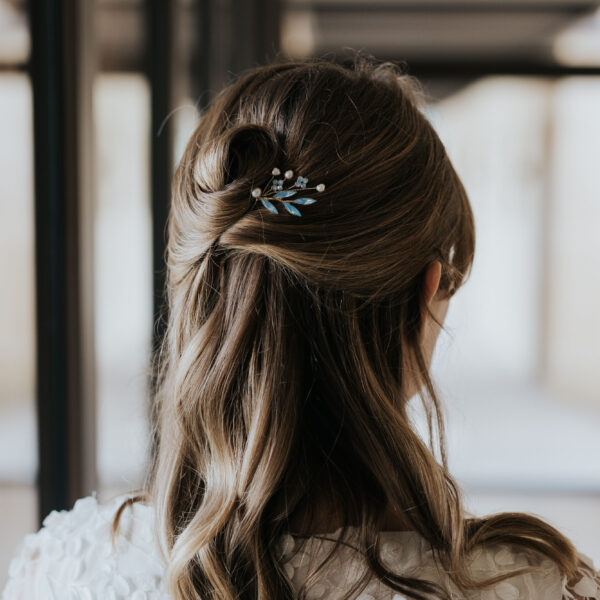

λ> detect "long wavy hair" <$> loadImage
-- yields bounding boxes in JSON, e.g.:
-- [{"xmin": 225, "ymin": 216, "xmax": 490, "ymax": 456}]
[{"xmin": 111, "ymin": 54, "xmax": 588, "ymax": 599}]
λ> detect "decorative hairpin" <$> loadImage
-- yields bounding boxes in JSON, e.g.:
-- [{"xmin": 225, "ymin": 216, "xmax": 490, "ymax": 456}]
[{"xmin": 251, "ymin": 168, "xmax": 326, "ymax": 216}]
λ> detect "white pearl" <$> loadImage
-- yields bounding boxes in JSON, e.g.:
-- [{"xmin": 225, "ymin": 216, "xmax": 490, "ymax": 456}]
[
  {"xmin": 316, "ymin": 183, "xmax": 325, "ymax": 192},
  {"xmin": 251, "ymin": 188, "xmax": 262, "ymax": 197},
  {"xmin": 284, "ymin": 169, "xmax": 294, "ymax": 179},
  {"xmin": 272, "ymin": 167, "xmax": 280, "ymax": 175}
]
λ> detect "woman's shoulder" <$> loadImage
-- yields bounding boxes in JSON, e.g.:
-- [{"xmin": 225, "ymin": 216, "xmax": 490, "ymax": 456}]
[
  {"xmin": 459, "ymin": 540, "xmax": 599, "ymax": 600},
  {"xmin": 1, "ymin": 492, "xmax": 169, "ymax": 600},
  {"xmin": 280, "ymin": 528, "xmax": 600, "ymax": 599}
]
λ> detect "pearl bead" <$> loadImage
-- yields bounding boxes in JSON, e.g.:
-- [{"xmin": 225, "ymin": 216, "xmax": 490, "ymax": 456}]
[
  {"xmin": 272, "ymin": 168, "xmax": 280, "ymax": 176},
  {"xmin": 284, "ymin": 169, "xmax": 294, "ymax": 179},
  {"xmin": 316, "ymin": 183, "xmax": 325, "ymax": 192},
  {"xmin": 251, "ymin": 188, "xmax": 262, "ymax": 197}
]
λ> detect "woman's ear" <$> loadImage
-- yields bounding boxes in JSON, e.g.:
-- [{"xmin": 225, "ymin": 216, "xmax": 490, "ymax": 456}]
[
  {"xmin": 420, "ymin": 261, "xmax": 442, "ymax": 344},
  {"xmin": 423, "ymin": 261, "xmax": 442, "ymax": 305}
]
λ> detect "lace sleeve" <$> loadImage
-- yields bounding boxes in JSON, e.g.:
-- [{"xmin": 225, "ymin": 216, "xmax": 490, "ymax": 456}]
[
  {"xmin": 2, "ymin": 511, "xmax": 72, "ymax": 600},
  {"xmin": 2, "ymin": 494, "xmax": 168, "ymax": 600},
  {"xmin": 461, "ymin": 542, "xmax": 600, "ymax": 600},
  {"xmin": 1, "ymin": 531, "xmax": 43, "ymax": 600}
]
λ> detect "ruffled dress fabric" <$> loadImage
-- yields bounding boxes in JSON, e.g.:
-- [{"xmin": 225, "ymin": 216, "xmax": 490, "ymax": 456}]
[{"xmin": 2, "ymin": 493, "xmax": 599, "ymax": 599}]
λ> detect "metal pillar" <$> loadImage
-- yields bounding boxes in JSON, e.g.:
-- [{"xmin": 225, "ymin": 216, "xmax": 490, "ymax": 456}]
[{"xmin": 29, "ymin": 0, "xmax": 97, "ymax": 523}]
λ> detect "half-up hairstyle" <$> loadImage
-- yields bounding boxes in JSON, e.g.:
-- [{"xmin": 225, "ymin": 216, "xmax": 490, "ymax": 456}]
[{"xmin": 111, "ymin": 53, "xmax": 592, "ymax": 599}]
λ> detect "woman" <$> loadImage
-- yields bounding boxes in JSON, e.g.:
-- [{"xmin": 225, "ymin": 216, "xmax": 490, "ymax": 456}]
[{"xmin": 3, "ymin": 54, "xmax": 598, "ymax": 600}]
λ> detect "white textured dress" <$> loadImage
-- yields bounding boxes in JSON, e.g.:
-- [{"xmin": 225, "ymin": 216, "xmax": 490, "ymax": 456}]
[{"xmin": 2, "ymin": 493, "xmax": 599, "ymax": 600}]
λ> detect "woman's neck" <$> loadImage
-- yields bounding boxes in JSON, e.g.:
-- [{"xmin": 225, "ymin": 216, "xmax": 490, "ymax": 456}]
[{"xmin": 287, "ymin": 503, "xmax": 414, "ymax": 536}]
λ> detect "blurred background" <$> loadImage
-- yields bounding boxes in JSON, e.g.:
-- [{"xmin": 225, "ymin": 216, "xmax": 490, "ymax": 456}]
[{"xmin": 1, "ymin": 0, "xmax": 600, "ymax": 587}]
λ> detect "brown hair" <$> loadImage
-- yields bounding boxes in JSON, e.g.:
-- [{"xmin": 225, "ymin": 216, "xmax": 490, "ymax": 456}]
[{"xmin": 111, "ymin": 53, "xmax": 588, "ymax": 599}]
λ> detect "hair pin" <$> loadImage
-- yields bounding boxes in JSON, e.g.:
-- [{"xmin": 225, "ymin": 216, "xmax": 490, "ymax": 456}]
[{"xmin": 251, "ymin": 167, "xmax": 326, "ymax": 216}]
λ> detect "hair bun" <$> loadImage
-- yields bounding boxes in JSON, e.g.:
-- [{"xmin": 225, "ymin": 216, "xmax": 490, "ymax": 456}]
[
  {"xmin": 172, "ymin": 123, "xmax": 281, "ymax": 256},
  {"xmin": 224, "ymin": 123, "xmax": 280, "ymax": 186},
  {"xmin": 192, "ymin": 123, "xmax": 280, "ymax": 195}
]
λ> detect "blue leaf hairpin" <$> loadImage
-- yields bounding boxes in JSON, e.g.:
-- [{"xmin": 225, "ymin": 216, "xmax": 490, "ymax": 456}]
[{"xmin": 251, "ymin": 168, "xmax": 326, "ymax": 216}]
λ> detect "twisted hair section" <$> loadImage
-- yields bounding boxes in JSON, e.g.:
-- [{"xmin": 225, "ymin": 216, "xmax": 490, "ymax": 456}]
[{"xmin": 110, "ymin": 53, "xmax": 587, "ymax": 599}]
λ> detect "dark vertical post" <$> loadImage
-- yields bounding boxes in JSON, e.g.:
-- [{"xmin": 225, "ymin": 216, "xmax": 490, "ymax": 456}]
[
  {"xmin": 29, "ymin": 0, "xmax": 97, "ymax": 523},
  {"xmin": 146, "ymin": 0, "xmax": 175, "ymax": 468},
  {"xmin": 230, "ymin": 0, "xmax": 282, "ymax": 77},
  {"xmin": 147, "ymin": 0, "xmax": 175, "ymax": 367},
  {"xmin": 192, "ymin": 0, "xmax": 213, "ymax": 113},
  {"xmin": 191, "ymin": 0, "xmax": 282, "ymax": 112}
]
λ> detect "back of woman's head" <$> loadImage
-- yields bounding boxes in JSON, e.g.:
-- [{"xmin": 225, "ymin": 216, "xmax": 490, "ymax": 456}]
[{"xmin": 134, "ymin": 54, "xmax": 581, "ymax": 600}]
